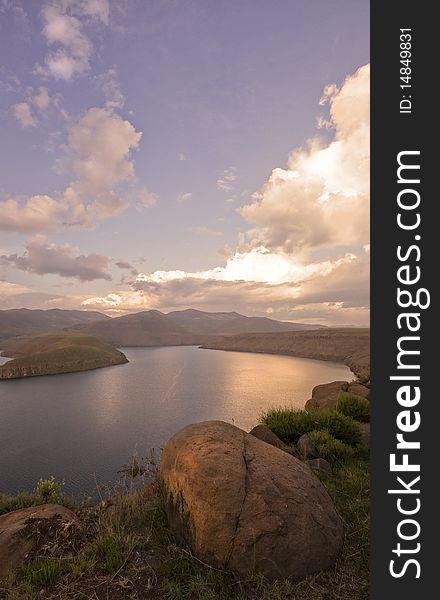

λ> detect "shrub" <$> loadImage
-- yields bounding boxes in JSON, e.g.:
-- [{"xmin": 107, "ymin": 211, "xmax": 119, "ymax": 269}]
[
  {"xmin": 337, "ymin": 392, "xmax": 370, "ymax": 423},
  {"xmin": 34, "ymin": 476, "xmax": 65, "ymax": 504},
  {"xmin": 308, "ymin": 430, "xmax": 354, "ymax": 462},
  {"xmin": 260, "ymin": 408, "xmax": 318, "ymax": 442},
  {"xmin": 319, "ymin": 410, "xmax": 362, "ymax": 446},
  {"xmin": 261, "ymin": 407, "xmax": 362, "ymax": 446},
  {"xmin": 0, "ymin": 491, "xmax": 37, "ymax": 516}
]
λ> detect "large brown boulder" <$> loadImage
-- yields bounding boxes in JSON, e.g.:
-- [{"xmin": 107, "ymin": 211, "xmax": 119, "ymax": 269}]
[
  {"xmin": 160, "ymin": 421, "xmax": 344, "ymax": 581},
  {"xmin": 305, "ymin": 380, "xmax": 349, "ymax": 411},
  {"xmin": 347, "ymin": 382, "xmax": 371, "ymax": 400},
  {"xmin": 0, "ymin": 504, "xmax": 81, "ymax": 578}
]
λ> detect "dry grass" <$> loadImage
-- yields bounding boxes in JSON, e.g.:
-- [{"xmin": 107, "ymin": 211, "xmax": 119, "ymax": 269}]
[{"xmin": 0, "ymin": 447, "xmax": 369, "ymax": 600}]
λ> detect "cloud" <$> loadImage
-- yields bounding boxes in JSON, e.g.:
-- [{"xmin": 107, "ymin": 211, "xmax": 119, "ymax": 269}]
[
  {"xmin": 0, "ymin": 0, "xmax": 29, "ymax": 34},
  {"xmin": 95, "ymin": 68, "xmax": 125, "ymax": 108},
  {"xmin": 35, "ymin": 0, "xmax": 110, "ymax": 81},
  {"xmin": 137, "ymin": 187, "xmax": 157, "ymax": 208},
  {"xmin": 1, "ymin": 236, "xmax": 112, "ymax": 281},
  {"xmin": 176, "ymin": 192, "xmax": 192, "ymax": 204},
  {"xmin": 0, "ymin": 279, "xmax": 29, "ymax": 298},
  {"xmin": 132, "ymin": 247, "xmax": 354, "ymax": 288},
  {"xmin": 0, "ymin": 66, "xmax": 21, "ymax": 94},
  {"xmin": 216, "ymin": 167, "xmax": 237, "ymax": 192},
  {"xmin": 12, "ymin": 102, "xmax": 37, "ymax": 128},
  {"xmin": 0, "ymin": 196, "xmax": 65, "ymax": 234},
  {"xmin": 12, "ymin": 86, "xmax": 58, "ymax": 128},
  {"xmin": 63, "ymin": 107, "xmax": 143, "ymax": 225},
  {"xmin": 239, "ymin": 64, "xmax": 370, "ymax": 255},
  {"xmin": 114, "ymin": 260, "xmax": 133, "ymax": 270},
  {"xmin": 79, "ymin": 65, "xmax": 370, "ymax": 326},
  {"xmin": 319, "ymin": 83, "xmax": 339, "ymax": 106},
  {"xmin": 2, "ymin": 106, "xmax": 143, "ymax": 233}
]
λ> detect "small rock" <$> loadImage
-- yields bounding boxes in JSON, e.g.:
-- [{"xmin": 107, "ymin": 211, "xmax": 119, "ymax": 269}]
[
  {"xmin": 249, "ymin": 424, "xmax": 289, "ymax": 452},
  {"xmin": 308, "ymin": 458, "xmax": 333, "ymax": 477},
  {"xmin": 297, "ymin": 434, "xmax": 318, "ymax": 459},
  {"xmin": 160, "ymin": 420, "xmax": 343, "ymax": 581},
  {"xmin": 347, "ymin": 383, "xmax": 371, "ymax": 400},
  {"xmin": 0, "ymin": 504, "xmax": 81, "ymax": 578},
  {"xmin": 305, "ymin": 381, "xmax": 349, "ymax": 411}
]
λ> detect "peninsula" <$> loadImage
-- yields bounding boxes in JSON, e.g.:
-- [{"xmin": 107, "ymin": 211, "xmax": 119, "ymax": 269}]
[{"xmin": 0, "ymin": 333, "xmax": 128, "ymax": 380}]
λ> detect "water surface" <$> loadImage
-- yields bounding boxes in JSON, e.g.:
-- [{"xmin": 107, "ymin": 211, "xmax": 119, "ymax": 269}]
[{"xmin": 0, "ymin": 346, "xmax": 352, "ymax": 495}]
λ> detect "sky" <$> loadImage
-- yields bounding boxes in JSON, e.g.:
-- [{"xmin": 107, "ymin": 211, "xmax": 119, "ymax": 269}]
[{"xmin": 0, "ymin": 0, "xmax": 370, "ymax": 326}]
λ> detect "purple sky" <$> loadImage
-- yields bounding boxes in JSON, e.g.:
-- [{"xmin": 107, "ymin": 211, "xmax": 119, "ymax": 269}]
[{"xmin": 0, "ymin": 1, "xmax": 370, "ymax": 326}]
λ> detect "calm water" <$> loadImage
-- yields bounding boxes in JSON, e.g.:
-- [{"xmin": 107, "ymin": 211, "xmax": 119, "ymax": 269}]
[{"xmin": 0, "ymin": 346, "xmax": 352, "ymax": 495}]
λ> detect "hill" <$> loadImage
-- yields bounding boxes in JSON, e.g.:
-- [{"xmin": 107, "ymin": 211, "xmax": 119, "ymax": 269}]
[
  {"xmin": 75, "ymin": 309, "xmax": 324, "ymax": 346},
  {"xmin": 167, "ymin": 309, "xmax": 325, "ymax": 335},
  {"xmin": 0, "ymin": 333, "xmax": 128, "ymax": 380},
  {"xmin": 0, "ymin": 309, "xmax": 109, "ymax": 344},
  {"xmin": 201, "ymin": 328, "xmax": 370, "ymax": 382},
  {"xmin": 75, "ymin": 310, "xmax": 198, "ymax": 347}
]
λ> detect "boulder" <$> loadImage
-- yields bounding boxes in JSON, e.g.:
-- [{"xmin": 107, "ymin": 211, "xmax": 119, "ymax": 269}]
[
  {"xmin": 347, "ymin": 383, "xmax": 371, "ymax": 400},
  {"xmin": 305, "ymin": 380, "xmax": 349, "ymax": 411},
  {"xmin": 160, "ymin": 421, "xmax": 344, "ymax": 581},
  {"xmin": 308, "ymin": 458, "xmax": 333, "ymax": 477},
  {"xmin": 0, "ymin": 504, "xmax": 81, "ymax": 578},
  {"xmin": 297, "ymin": 434, "xmax": 318, "ymax": 459},
  {"xmin": 249, "ymin": 424, "xmax": 290, "ymax": 452}
]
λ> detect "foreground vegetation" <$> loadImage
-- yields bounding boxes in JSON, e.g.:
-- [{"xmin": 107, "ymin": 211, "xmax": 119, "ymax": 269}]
[{"xmin": 1, "ymin": 404, "xmax": 369, "ymax": 600}]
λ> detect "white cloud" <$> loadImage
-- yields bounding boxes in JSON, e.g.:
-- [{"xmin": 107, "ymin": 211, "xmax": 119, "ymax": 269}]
[
  {"xmin": 63, "ymin": 107, "xmax": 142, "ymax": 225},
  {"xmin": 137, "ymin": 187, "xmax": 158, "ymax": 208},
  {"xmin": 12, "ymin": 102, "xmax": 37, "ymax": 128},
  {"xmin": 0, "ymin": 196, "xmax": 65, "ymax": 233},
  {"xmin": 0, "ymin": 279, "xmax": 29, "ymax": 298},
  {"xmin": 240, "ymin": 64, "xmax": 370, "ymax": 254},
  {"xmin": 217, "ymin": 167, "xmax": 237, "ymax": 192},
  {"xmin": 36, "ymin": 0, "xmax": 110, "ymax": 81},
  {"xmin": 32, "ymin": 86, "xmax": 51, "ymax": 110},
  {"xmin": 176, "ymin": 192, "xmax": 192, "ymax": 204},
  {"xmin": 12, "ymin": 86, "xmax": 58, "ymax": 128},
  {"xmin": 179, "ymin": 152, "xmax": 186, "ymax": 161},
  {"xmin": 95, "ymin": 68, "xmax": 125, "ymax": 108},
  {"xmin": 319, "ymin": 83, "xmax": 339, "ymax": 106},
  {"xmin": 2, "ymin": 107, "xmax": 143, "ymax": 233},
  {"xmin": 1, "ymin": 236, "xmax": 112, "ymax": 281},
  {"xmin": 79, "ymin": 65, "xmax": 370, "ymax": 326}
]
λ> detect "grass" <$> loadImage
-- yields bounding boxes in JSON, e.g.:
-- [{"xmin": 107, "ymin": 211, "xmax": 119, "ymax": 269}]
[
  {"xmin": 261, "ymin": 407, "xmax": 362, "ymax": 446},
  {"xmin": 0, "ymin": 440, "xmax": 370, "ymax": 600},
  {"xmin": 0, "ymin": 394, "xmax": 370, "ymax": 600},
  {"xmin": 307, "ymin": 429, "xmax": 354, "ymax": 461},
  {"xmin": 337, "ymin": 393, "xmax": 370, "ymax": 423},
  {"xmin": 0, "ymin": 476, "xmax": 73, "ymax": 516},
  {"xmin": 0, "ymin": 332, "xmax": 128, "ymax": 379}
]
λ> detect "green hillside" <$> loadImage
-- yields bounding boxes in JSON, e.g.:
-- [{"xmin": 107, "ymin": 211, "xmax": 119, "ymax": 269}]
[{"xmin": 0, "ymin": 333, "xmax": 128, "ymax": 380}]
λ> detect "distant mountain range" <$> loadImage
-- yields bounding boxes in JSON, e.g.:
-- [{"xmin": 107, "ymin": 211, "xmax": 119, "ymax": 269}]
[
  {"xmin": 0, "ymin": 308, "xmax": 325, "ymax": 347},
  {"xmin": 0, "ymin": 308, "xmax": 109, "ymax": 344}
]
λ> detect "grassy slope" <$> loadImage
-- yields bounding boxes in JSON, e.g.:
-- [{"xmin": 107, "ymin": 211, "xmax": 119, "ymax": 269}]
[
  {"xmin": 0, "ymin": 309, "xmax": 109, "ymax": 345},
  {"xmin": 0, "ymin": 333, "xmax": 128, "ymax": 379},
  {"xmin": 0, "ymin": 419, "xmax": 369, "ymax": 599}
]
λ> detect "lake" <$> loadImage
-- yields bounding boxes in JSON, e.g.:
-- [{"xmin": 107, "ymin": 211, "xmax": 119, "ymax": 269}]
[{"xmin": 0, "ymin": 346, "xmax": 353, "ymax": 495}]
